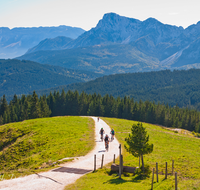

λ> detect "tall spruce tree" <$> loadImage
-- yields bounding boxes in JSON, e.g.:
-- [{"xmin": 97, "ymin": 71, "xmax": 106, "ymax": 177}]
[
  {"xmin": 40, "ymin": 96, "xmax": 51, "ymax": 118},
  {"xmin": 1, "ymin": 95, "xmax": 8, "ymax": 116},
  {"xmin": 30, "ymin": 91, "xmax": 41, "ymax": 119}
]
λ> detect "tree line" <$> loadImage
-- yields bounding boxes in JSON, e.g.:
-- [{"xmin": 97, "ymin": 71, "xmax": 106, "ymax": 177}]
[
  {"xmin": 37, "ymin": 69, "xmax": 200, "ymax": 111},
  {"xmin": 1, "ymin": 90, "xmax": 200, "ymax": 133}
]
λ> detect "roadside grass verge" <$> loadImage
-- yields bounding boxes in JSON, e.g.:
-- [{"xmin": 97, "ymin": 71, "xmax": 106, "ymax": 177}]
[
  {"xmin": 65, "ymin": 117, "xmax": 200, "ymax": 190},
  {"xmin": 0, "ymin": 116, "xmax": 94, "ymax": 180}
]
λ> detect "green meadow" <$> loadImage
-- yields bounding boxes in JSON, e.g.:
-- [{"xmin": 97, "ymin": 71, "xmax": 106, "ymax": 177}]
[
  {"xmin": 0, "ymin": 116, "xmax": 94, "ymax": 179},
  {"xmin": 65, "ymin": 117, "xmax": 200, "ymax": 190}
]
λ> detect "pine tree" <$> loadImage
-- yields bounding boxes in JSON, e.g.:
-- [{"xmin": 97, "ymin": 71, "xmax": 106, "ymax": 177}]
[
  {"xmin": 47, "ymin": 92, "xmax": 55, "ymax": 116},
  {"xmin": 1, "ymin": 95, "xmax": 8, "ymax": 116},
  {"xmin": 24, "ymin": 100, "xmax": 30, "ymax": 120},
  {"xmin": 125, "ymin": 123, "xmax": 153, "ymax": 173},
  {"xmin": 3, "ymin": 111, "xmax": 7, "ymax": 124},
  {"xmin": 71, "ymin": 90, "xmax": 79, "ymax": 115},
  {"xmin": 30, "ymin": 91, "xmax": 41, "ymax": 119},
  {"xmin": 40, "ymin": 96, "xmax": 51, "ymax": 117},
  {"xmin": 96, "ymin": 97, "xmax": 104, "ymax": 116},
  {"xmin": 9, "ymin": 102, "xmax": 16, "ymax": 122},
  {"xmin": 87, "ymin": 100, "xmax": 96, "ymax": 116},
  {"xmin": 78, "ymin": 91, "xmax": 89, "ymax": 115},
  {"xmin": 0, "ymin": 115, "xmax": 2, "ymax": 125}
]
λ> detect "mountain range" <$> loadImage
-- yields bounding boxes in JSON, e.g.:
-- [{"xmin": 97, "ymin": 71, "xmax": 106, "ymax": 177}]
[
  {"xmin": 0, "ymin": 25, "xmax": 85, "ymax": 59},
  {"xmin": 2, "ymin": 12, "xmax": 200, "ymax": 105},
  {"xmin": 17, "ymin": 13, "xmax": 200, "ymax": 74}
]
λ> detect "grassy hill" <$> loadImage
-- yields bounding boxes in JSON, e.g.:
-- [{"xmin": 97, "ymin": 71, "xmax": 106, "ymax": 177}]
[
  {"xmin": 0, "ymin": 116, "xmax": 94, "ymax": 179},
  {"xmin": 36, "ymin": 69, "xmax": 200, "ymax": 109},
  {"xmin": 65, "ymin": 117, "xmax": 200, "ymax": 190},
  {"xmin": 0, "ymin": 59, "xmax": 102, "ymax": 98}
]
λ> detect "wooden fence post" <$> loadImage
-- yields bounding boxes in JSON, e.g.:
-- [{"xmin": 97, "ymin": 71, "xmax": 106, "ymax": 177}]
[
  {"xmin": 119, "ymin": 144, "xmax": 121, "ymax": 178},
  {"xmin": 156, "ymin": 162, "xmax": 158, "ymax": 182},
  {"xmin": 121, "ymin": 155, "xmax": 123, "ymax": 174},
  {"xmin": 94, "ymin": 154, "xmax": 96, "ymax": 171},
  {"xmin": 172, "ymin": 160, "xmax": 174, "ymax": 176},
  {"xmin": 175, "ymin": 172, "xmax": 177, "ymax": 190},
  {"xmin": 101, "ymin": 154, "xmax": 104, "ymax": 169},
  {"xmin": 151, "ymin": 168, "xmax": 155, "ymax": 190},
  {"xmin": 113, "ymin": 154, "xmax": 115, "ymax": 163},
  {"xmin": 165, "ymin": 162, "xmax": 167, "ymax": 179}
]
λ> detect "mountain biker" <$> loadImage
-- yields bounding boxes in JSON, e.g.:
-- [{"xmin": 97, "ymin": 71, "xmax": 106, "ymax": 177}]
[
  {"xmin": 110, "ymin": 129, "xmax": 115, "ymax": 141},
  {"xmin": 99, "ymin": 128, "xmax": 105, "ymax": 141},
  {"xmin": 104, "ymin": 134, "xmax": 109, "ymax": 150}
]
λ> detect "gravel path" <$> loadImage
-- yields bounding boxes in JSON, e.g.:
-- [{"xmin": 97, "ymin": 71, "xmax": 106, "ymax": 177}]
[{"xmin": 0, "ymin": 117, "xmax": 120, "ymax": 190}]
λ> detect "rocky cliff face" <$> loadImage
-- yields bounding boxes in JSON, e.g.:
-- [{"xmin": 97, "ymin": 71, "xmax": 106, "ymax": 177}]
[{"xmin": 65, "ymin": 13, "xmax": 184, "ymax": 49}]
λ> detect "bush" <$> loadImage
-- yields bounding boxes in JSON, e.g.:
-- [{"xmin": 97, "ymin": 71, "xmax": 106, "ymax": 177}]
[{"xmin": 135, "ymin": 165, "xmax": 151, "ymax": 179}]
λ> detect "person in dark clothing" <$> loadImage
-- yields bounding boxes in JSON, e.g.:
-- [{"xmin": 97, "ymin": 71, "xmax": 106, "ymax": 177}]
[
  {"xmin": 104, "ymin": 134, "xmax": 109, "ymax": 151},
  {"xmin": 99, "ymin": 128, "xmax": 105, "ymax": 141}
]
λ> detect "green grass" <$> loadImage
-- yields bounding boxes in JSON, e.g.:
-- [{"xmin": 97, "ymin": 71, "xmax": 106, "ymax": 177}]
[
  {"xmin": 65, "ymin": 117, "xmax": 200, "ymax": 190},
  {"xmin": 0, "ymin": 116, "xmax": 94, "ymax": 179}
]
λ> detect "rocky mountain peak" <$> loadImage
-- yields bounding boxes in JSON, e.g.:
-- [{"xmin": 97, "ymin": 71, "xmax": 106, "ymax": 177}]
[{"xmin": 96, "ymin": 12, "xmax": 141, "ymax": 30}]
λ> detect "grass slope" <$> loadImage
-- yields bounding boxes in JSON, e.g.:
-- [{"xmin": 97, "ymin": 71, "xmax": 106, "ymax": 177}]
[
  {"xmin": 0, "ymin": 116, "xmax": 94, "ymax": 179},
  {"xmin": 65, "ymin": 118, "xmax": 200, "ymax": 190}
]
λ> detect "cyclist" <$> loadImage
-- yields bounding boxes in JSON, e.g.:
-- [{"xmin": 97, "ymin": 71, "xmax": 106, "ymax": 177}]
[
  {"xmin": 104, "ymin": 134, "xmax": 109, "ymax": 151},
  {"xmin": 110, "ymin": 129, "xmax": 115, "ymax": 141},
  {"xmin": 99, "ymin": 128, "xmax": 105, "ymax": 141}
]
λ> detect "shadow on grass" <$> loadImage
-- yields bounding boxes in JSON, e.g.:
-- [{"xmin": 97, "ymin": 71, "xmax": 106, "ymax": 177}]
[{"xmin": 103, "ymin": 171, "xmax": 144, "ymax": 185}]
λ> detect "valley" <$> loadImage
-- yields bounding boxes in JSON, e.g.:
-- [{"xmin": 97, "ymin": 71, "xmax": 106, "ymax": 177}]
[{"xmin": 1, "ymin": 11, "xmax": 200, "ymax": 190}]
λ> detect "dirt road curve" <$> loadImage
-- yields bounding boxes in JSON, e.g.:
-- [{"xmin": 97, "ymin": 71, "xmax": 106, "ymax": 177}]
[{"xmin": 0, "ymin": 117, "xmax": 120, "ymax": 190}]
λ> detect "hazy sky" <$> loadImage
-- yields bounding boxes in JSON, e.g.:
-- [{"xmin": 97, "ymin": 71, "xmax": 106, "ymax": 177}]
[{"xmin": 0, "ymin": 0, "xmax": 199, "ymax": 31}]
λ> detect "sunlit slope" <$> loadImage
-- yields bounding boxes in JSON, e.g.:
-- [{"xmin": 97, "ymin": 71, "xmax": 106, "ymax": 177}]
[
  {"xmin": 66, "ymin": 117, "xmax": 200, "ymax": 190},
  {"xmin": 0, "ymin": 116, "xmax": 94, "ymax": 178}
]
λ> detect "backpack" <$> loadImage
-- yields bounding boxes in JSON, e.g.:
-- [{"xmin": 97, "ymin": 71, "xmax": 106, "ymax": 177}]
[{"xmin": 111, "ymin": 130, "xmax": 115, "ymax": 135}]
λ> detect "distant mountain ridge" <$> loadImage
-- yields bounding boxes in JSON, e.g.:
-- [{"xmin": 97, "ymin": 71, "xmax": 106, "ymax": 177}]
[
  {"xmin": 0, "ymin": 25, "xmax": 85, "ymax": 59},
  {"xmin": 65, "ymin": 13, "xmax": 184, "ymax": 49},
  {"xmin": 26, "ymin": 36, "xmax": 73, "ymax": 54},
  {"xmin": 17, "ymin": 43, "xmax": 160, "ymax": 75},
  {"xmin": 18, "ymin": 13, "xmax": 200, "ymax": 73}
]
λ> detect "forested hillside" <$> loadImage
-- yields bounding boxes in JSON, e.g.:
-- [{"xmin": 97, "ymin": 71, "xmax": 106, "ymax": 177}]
[
  {"xmin": 36, "ymin": 69, "xmax": 200, "ymax": 110},
  {"xmin": 0, "ymin": 59, "xmax": 102, "ymax": 98},
  {"xmin": 1, "ymin": 90, "xmax": 200, "ymax": 134},
  {"xmin": 18, "ymin": 43, "xmax": 159, "ymax": 75}
]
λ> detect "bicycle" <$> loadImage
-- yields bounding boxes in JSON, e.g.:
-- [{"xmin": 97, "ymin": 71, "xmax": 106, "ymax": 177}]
[{"xmin": 105, "ymin": 141, "xmax": 109, "ymax": 151}]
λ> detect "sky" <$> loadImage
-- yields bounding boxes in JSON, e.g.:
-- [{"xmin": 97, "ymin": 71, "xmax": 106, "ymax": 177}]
[{"xmin": 0, "ymin": 0, "xmax": 200, "ymax": 31}]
